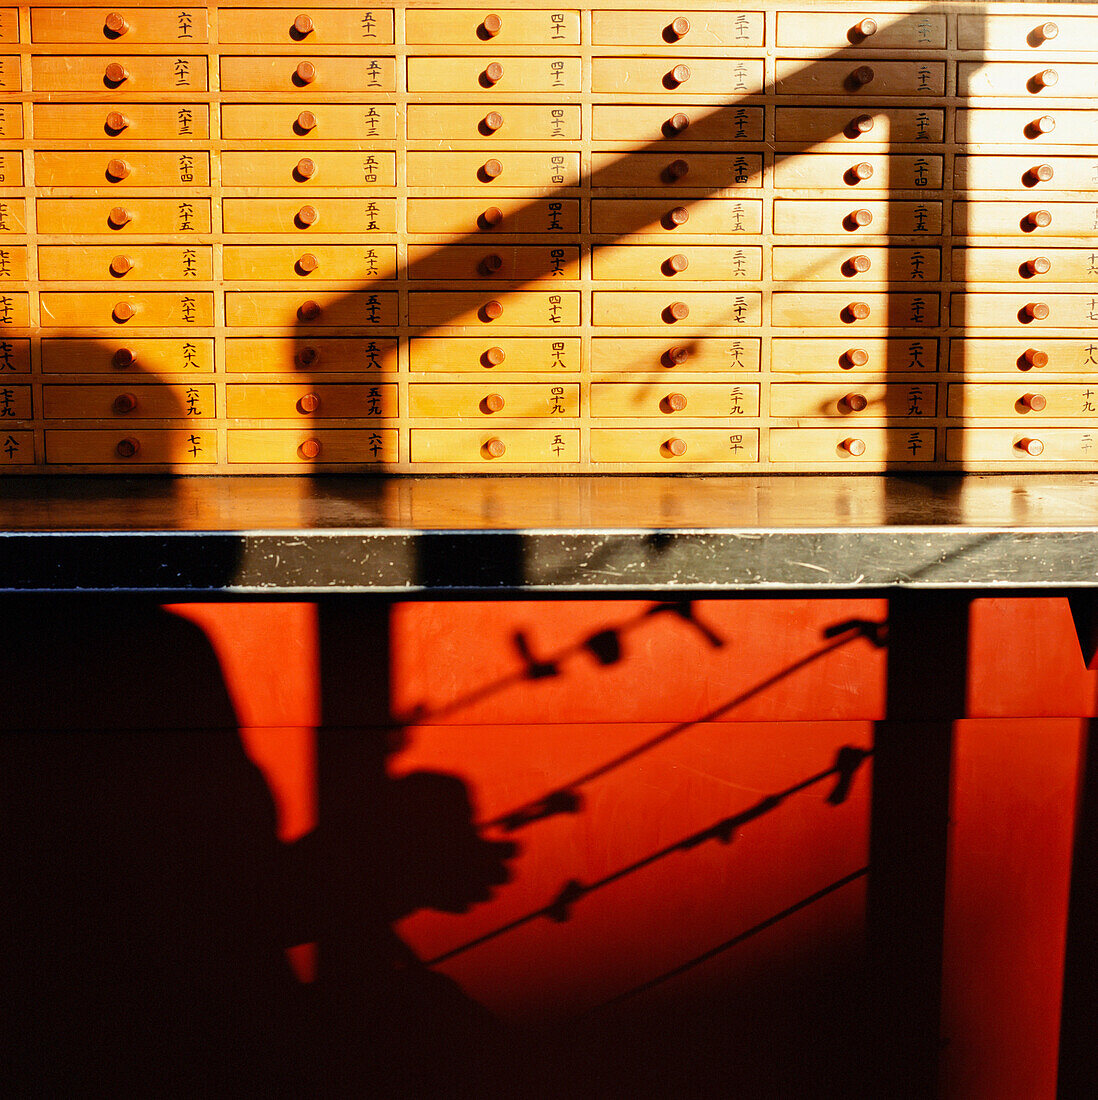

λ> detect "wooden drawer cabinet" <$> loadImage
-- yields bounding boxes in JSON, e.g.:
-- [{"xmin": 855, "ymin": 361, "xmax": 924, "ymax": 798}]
[
  {"xmin": 407, "ymin": 151, "xmax": 581, "ymax": 190},
  {"xmin": 408, "ymin": 55, "xmax": 581, "ymax": 93},
  {"xmin": 409, "ymin": 382, "xmax": 579, "ymax": 418},
  {"xmin": 221, "ymin": 103, "xmax": 395, "ymax": 140},
  {"xmin": 773, "ymin": 153, "xmax": 944, "ymax": 190},
  {"xmin": 224, "ymin": 245, "xmax": 397, "ymax": 283},
  {"xmin": 226, "ymin": 337, "xmax": 397, "ymax": 374},
  {"xmin": 227, "ymin": 383, "xmax": 397, "ymax": 419},
  {"xmin": 410, "ymin": 428, "xmax": 580, "ymax": 463},
  {"xmin": 228, "ymin": 429, "xmax": 398, "ymax": 464},
  {"xmin": 45, "ymin": 429, "xmax": 217, "ymax": 464},
  {"xmin": 775, "ymin": 59, "xmax": 945, "ymax": 97},
  {"xmin": 410, "ymin": 336, "xmax": 580, "ymax": 373},
  {"xmin": 219, "ymin": 56, "xmax": 396, "ymax": 92},
  {"xmin": 41, "ymin": 338, "xmax": 214, "ymax": 374},
  {"xmin": 405, "ymin": 9, "xmax": 581, "ymax": 45},
  {"xmin": 775, "ymin": 11, "xmax": 946, "ymax": 51},
  {"xmin": 216, "ymin": 8, "xmax": 395, "ymax": 44},
  {"xmin": 34, "ymin": 152, "xmax": 211, "ymax": 188},
  {"xmin": 31, "ymin": 54, "xmax": 208, "ymax": 92},
  {"xmin": 591, "ymin": 382, "xmax": 760, "ymax": 418},
  {"xmin": 33, "ymin": 103, "xmax": 208, "ymax": 140},
  {"xmin": 590, "ymin": 428, "xmax": 759, "ymax": 464},
  {"xmin": 592, "ymin": 104, "xmax": 763, "ymax": 143},
  {"xmin": 30, "ymin": 7, "xmax": 209, "ymax": 42},
  {"xmin": 36, "ymin": 199, "xmax": 211, "ymax": 235},
  {"xmin": 592, "ymin": 57, "xmax": 764, "ymax": 96},
  {"xmin": 42, "ymin": 383, "xmax": 214, "ymax": 419},
  {"xmin": 225, "ymin": 291, "xmax": 398, "ymax": 328},
  {"xmin": 592, "ymin": 290, "xmax": 762, "ymax": 327},
  {"xmin": 771, "ymin": 382, "xmax": 937, "ymax": 419},
  {"xmin": 39, "ymin": 292, "xmax": 215, "ymax": 328},
  {"xmin": 591, "ymin": 10, "xmax": 764, "ymax": 47},
  {"xmin": 39, "ymin": 245, "xmax": 214, "ymax": 282},
  {"xmin": 591, "ymin": 337, "xmax": 761, "ymax": 374}
]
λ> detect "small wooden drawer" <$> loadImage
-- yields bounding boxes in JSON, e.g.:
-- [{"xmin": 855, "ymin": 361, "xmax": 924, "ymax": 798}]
[
  {"xmin": 40, "ymin": 292, "xmax": 214, "ymax": 328},
  {"xmin": 591, "ymin": 337, "xmax": 761, "ymax": 373},
  {"xmin": 225, "ymin": 291, "xmax": 398, "ymax": 328},
  {"xmin": 773, "ymin": 246, "xmax": 940, "ymax": 283},
  {"xmin": 217, "ymin": 8, "xmax": 395, "ymax": 44},
  {"xmin": 220, "ymin": 56, "xmax": 396, "ymax": 93},
  {"xmin": 771, "ymin": 428, "xmax": 936, "ymax": 464},
  {"xmin": 409, "ymin": 291, "xmax": 580, "ymax": 328},
  {"xmin": 960, "ymin": 110, "xmax": 1098, "ymax": 147},
  {"xmin": 226, "ymin": 337, "xmax": 397, "ymax": 374},
  {"xmin": 592, "ymin": 57, "xmax": 764, "ymax": 96},
  {"xmin": 591, "ymin": 428, "xmax": 758, "ymax": 464},
  {"xmin": 221, "ymin": 103, "xmax": 395, "ymax": 140},
  {"xmin": 951, "ymin": 339, "xmax": 1098, "ymax": 376},
  {"xmin": 0, "ymin": 385, "xmax": 31, "ymax": 419},
  {"xmin": 0, "ymin": 245, "xmax": 27, "ymax": 280},
  {"xmin": 408, "ymin": 56, "xmax": 581, "ymax": 93},
  {"xmin": 775, "ymin": 59, "xmax": 944, "ymax": 96},
  {"xmin": 955, "ymin": 201, "xmax": 1098, "ymax": 239},
  {"xmin": 407, "ymin": 151, "xmax": 581, "ymax": 190},
  {"xmin": 42, "ymin": 338, "xmax": 214, "ymax": 374},
  {"xmin": 0, "ymin": 199, "xmax": 26, "ymax": 234},
  {"xmin": 0, "ymin": 8, "xmax": 18, "ymax": 41},
  {"xmin": 0, "ymin": 432, "xmax": 34, "ymax": 466},
  {"xmin": 947, "ymin": 429, "xmax": 1098, "ymax": 465},
  {"xmin": 0, "ymin": 294, "xmax": 32, "ymax": 326},
  {"xmin": 39, "ymin": 245, "xmax": 214, "ymax": 281},
  {"xmin": 37, "ymin": 199, "xmax": 212, "ymax": 235},
  {"xmin": 407, "ymin": 105, "xmax": 580, "ymax": 142},
  {"xmin": 0, "ymin": 105, "xmax": 22, "ymax": 140},
  {"xmin": 593, "ymin": 291, "xmax": 762, "ymax": 327},
  {"xmin": 592, "ymin": 198, "xmax": 763, "ymax": 235},
  {"xmin": 43, "ymin": 383, "xmax": 214, "ymax": 419},
  {"xmin": 952, "ymin": 293, "xmax": 1098, "ymax": 330},
  {"xmin": 34, "ymin": 103, "xmax": 208, "ymax": 140},
  {"xmin": 959, "ymin": 62, "xmax": 1097, "ymax": 100},
  {"xmin": 221, "ymin": 151, "xmax": 396, "ymax": 188},
  {"xmin": 956, "ymin": 156, "xmax": 1098, "ymax": 193},
  {"xmin": 772, "ymin": 337, "xmax": 938, "ymax": 373},
  {"xmin": 412, "ymin": 428, "xmax": 580, "ymax": 464},
  {"xmin": 773, "ymin": 200, "xmax": 941, "ymax": 236},
  {"xmin": 223, "ymin": 245, "xmax": 397, "ymax": 282},
  {"xmin": 228, "ymin": 429, "xmax": 398, "ymax": 464},
  {"xmin": 590, "ymin": 151, "xmax": 762, "ymax": 189},
  {"xmin": 34, "ymin": 151, "xmax": 211, "ymax": 188},
  {"xmin": 31, "ymin": 54, "xmax": 208, "ymax": 92},
  {"xmin": 953, "ymin": 248, "xmax": 1098, "ymax": 284},
  {"xmin": 0, "ymin": 338, "xmax": 30, "ymax": 372},
  {"xmin": 222, "ymin": 198, "xmax": 395, "ymax": 235},
  {"xmin": 410, "ymin": 336, "xmax": 580, "ymax": 373},
  {"xmin": 774, "ymin": 153, "xmax": 943, "ymax": 190},
  {"xmin": 960, "ymin": 15, "xmax": 1098, "ymax": 52},
  {"xmin": 407, "ymin": 198, "xmax": 579, "ymax": 235},
  {"xmin": 593, "ymin": 244, "xmax": 763, "ymax": 281},
  {"xmin": 773, "ymin": 292, "xmax": 939, "ymax": 328},
  {"xmin": 592, "ymin": 10, "xmax": 764, "ymax": 47},
  {"xmin": 771, "ymin": 382, "xmax": 936, "ymax": 419},
  {"xmin": 405, "ymin": 10, "xmax": 580, "ymax": 45},
  {"xmin": 591, "ymin": 382, "xmax": 759, "ymax": 418},
  {"xmin": 775, "ymin": 108, "xmax": 944, "ymax": 144},
  {"xmin": 0, "ymin": 151, "xmax": 22, "ymax": 186},
  {"xmin": 30, "ymin": 7, "xmax": 208, "ymax": 43},
  {"xmin": 949, "ymin": 384, "xmax": 1098, "ymax": 419},
  {"xmin": 776, "ymin": 11, "xmax": 945, "ymax": 50},
  {"xmin": 227, "ymin": 383, "xmax": 397, "ymax": 419},
  {"xmin": 45, "ymin": 429, "xmax": 217, "ymax": 464},
  {"xmin": 0, "ymin": 55, "xmax": 19, "ymax": 90},
  {"xmin": 407, "ymin": 245, "xmax": 581, "ymax": 282},
  {"xmin": 409, "ymin": 382, "xmax": 579, "ymax": 418},
  {"xmin": 592, "ymin": 105, "xmax": 763, "ymax": 143}
]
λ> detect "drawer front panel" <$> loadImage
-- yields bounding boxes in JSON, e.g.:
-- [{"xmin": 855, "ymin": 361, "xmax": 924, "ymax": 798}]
[
  {"xmin": 408, "ymin": 55, "xmax": 581, "ymax": 93},
  {"xmin": 771, "ymin": 428, "xmax": 936, "ymax": 463},
  {"xmin": 775, "ymin": 59, "xmax": 945, "ymax": 96},
  {"xmin": 953, "ymin": 248, "xmax": 1098, "ymax": 285},
  {"xmin": 591, "ymin": 10, "xmax": 764, "ymax": 47},
  {"xmin": 775, "ymin": 108, "xmax": 944, "ymax": 145},
  {"xmin": 592, "ymin": 57, "xmax": 764, "ymax": 95},
  {"xmin": 0, "ymin": 104, "xmax": 21, "ymax": 139},
  {"xmin": 225, "ymin": 291, "xmax": 398, "ymax": 328},
  {"xmin": 45, "ymin": 429, "xmax": 217, "ymax": 464},
  {"xmin": 405, "ymin": 10, "xmax": 581, "ymax": 45},
  {"xmin": 771, "ymin": 337, "xmax": 938, "ymax": 373},
  {"xmin": 593, "ymin": 291, "xmax": 762, "ymax": 327},
  {"xmin": 223, "ymin": 244, "xmax": 398, "ymax": 282},
  {"xmin": 227, "ymin": 383, "xmax": 397, "ymax": 419},
  {"xmin": 590, "ymin": 151, "xmax": 762, "ymax": 189},
  {"xmin": 409, "ymin": 383, "xmax": 580, "ymax": 418},
  {"xmin": 42, "ymin": 383, "xmax": 214, "ymax": 420},
  {"xmin": 410, "ymin": 337, "xmax": 580, "ymax": 373},
  {"xmin": 410, "ymin": 428, "xmax": 581, "ymax": 463},
  {"xmin": 42, "ymin": 338, "xmax": 215, "ymax": 374},
  {"xmin": 591, "ymin": 428, "xmax": 759, "ymax": 464},
  {"xmin": 957, "ymin": 156, "xmax": 1098, "ymax": 193},
  {"xmin": 0, "ymin": 244, "xmax": 28, "ymax": 280},
  {"xmin": 960, "ymin": 62, "xmax": 1098, "ymax": 100},
  {"xmin": 228, "ymin": 429, "xmax": 399, "ymax": 464},
  {"xmin": 221, "ymin": 103, "xmax": 395, "ymax": 140},
  {"xmin": 217, "ymin": 8, "xmax": 395, "ymax": 44},
  {"xmin": 592, "ymin": 104, "xmax": 764, "ymax": 142},
  {"xmin": 36, "ymin": 199, "xmax": 212, "ymax": 235},
  {"xmin": 947, "ymin": 429, "xmax": 1098, "ymax": 464},
  {"xmin": 31, "ymin": 54, "xmax": 208, "ymax": 91},
  {"xmin": 221, "ymin": 151, "xmax": 397, "ymax": 188},
  {"xmin": 0, "ymin": 385, "xmax": 31, "ymax": 418},
  {"xmin": 33, "ymin": 103, "xmax": 208, "ymax": 140},
  {"xmin": 30, "ymin": 7, "xmax": 209, "ymax": 42},
  {"xmin": 949, "ymin": 384, "xmax": 1098, "ymax": 419},
  {"xmin": 960, "ymin": 110, "xmax": 1098, "ymax": 147},
  {"xmin": 959, "ymin": 14, "xmax": 1098, "ymax": 52},
  {"xmin": 593, "ymin": 244, "xmax": 763, "ymax": 282},
  {"xmin": 407, "ymin": 104, "xmax": 581, "ymax": 142},
  {"xmin": 0, "ymin": 151, "xmax": 22, "ymax": 185},
  {"xmin": 776, "ymin": 11, "xmax": 945, "ymax": 50},
  {"xmin": 771, "ymin": 382, "xmax": 937, "ymax": 419},
  {"xmin": 407, "ymin": 244, "xmax": 582, "ymax": 282},
  {"xmin": 592, "ymin": 198, "xmax": 763, "ymax": 235},
  {"xmin": 773, "ymin": 247, "xmax": 940, "ymax": 284},
  {"xmin": 952, "ymin": 293, "xmax": 1098, "ymax": 330},
  {"xmin": 226, "ymin": 337, "xmax": 398, "ymax": 374},
  {"xmin": 591, "ymin": 337, "xmax": 761, "ymax": 374},
  {"xmin": 0, "ymin": 338, "xmax": 30, "ymax": 372},
  {"xmin": 773, "ymin": 153, "xmax": 943, "ymax": 190},
  {"xmin": 952, "ymin": 339, "xmax": 1098, "ymax": 376},
  {"xmin": 39, "ymin": 245, "xmax": 214, "ymax": 282},
  {"xmin": 773, "ymin": 200, "xmax": 942, "ymax": 236},
  {"xmin": 219, "ymin": 55, "xmax": 396, "ymax": 92},
  {"xmin": 773, "ymin": 293, "xmax": 939, "ymax": 328},
  {"xmin": 591, "ymin": 383, "xmax": 760, "ymax": 418},
  {"xmin": 39, "ymin": 292, "xmax": 215, "ymax": 328},
  {"xmin": 407, "ymin": 151, "xmax": 581, "ymax": 190},
  {"xmin": 954, "ymin": 201, "xmax": 1098, "ymax": 238},
  {"xmin": 0, "ymin": 199, "xmax": 26, "ymax": 233},
  {"xmin": 407, "ymin": 198, "xmax": 579, "ymax": 235},
  {"xmin": 34, "ymin": 151, "xmax": 211, "ymax": 187},
  {"xmin": 409, "ymin": 291, "xmax": 581, "ymax": 328},
  {"xmin": 222, "ymin": 198, "xmax": 396, "ymax": 235}
]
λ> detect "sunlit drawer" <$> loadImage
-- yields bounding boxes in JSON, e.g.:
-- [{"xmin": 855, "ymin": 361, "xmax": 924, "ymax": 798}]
[
  {"xmin": 775, "ymin": 108, "xmax": 944, "ymax": 144},
  {"xmin": 771, "ymin": 428, "xmax": 936, "ymax": 464},
  {"xmin": 772, "ymin": 292, "xmax": 939, "ymax": 328},
  {"xmin": 956, "ymin": 156, "xmax": 1098, "ymax": 193},
  {"xmin": 407, "ymin": 151, "xmax": 581, "ymax": 190},
  {"xmin": 38, "ymin": 245, "xmax": 214, "ymax": 281},
  {"xmin": 0, "ymin": 432, "xmax": 33, "ymax": 465},
  {"xmin": 0, "ymin": 199, "xmax": 25, "ymax": 234},
  {"xmin": 407, "ymin": 244, "xmax": 581, "ymax": 282},
  {"xmin": 0, "ymin": 55, "xmax": 19, "ymax": 90},
  {"xmin": 221, "ymin": 151, "xmax": 396, "ymax": 188},
  {"xmin": 34, "ymin": 151, "xmax": 211, "ymax": 187},
  {"xmin": 592, "ymin": 57, "xmax": 764, "ymax": 95},
  {"xmin": 774, "ymin": 152, "xmax": 943, "ymax": 189},
  {"xmin": 951, "ymin": 339, "xmax": 1098, "ymax": 376},
  {"xmin": 960, "ymin": 110, "xmax": 1098, "ymax": 147},
  {"xmin": 227, "ymin": 383, "xmax": 397, "ymax": 418},
  {"xmin": 959, "ymin": 62, "xmax": 1096, "ymax": 100},
  {"xmin": 408, "ymin": 55, "xmax": 581, "ymax": 93},
  {"xmin": 947, "ymin": 429, "xmax": 1098, "ymax": 465},
  {"xmin": 0, "ymin": 338, "xmax": 31, "ymax": 373},
  {"xmin": 0, "ymin": 151, "xmax": 21, "ymax": 185},
  {"xmin": 45, "ymin": 430, "xmax": 217, "ymax": 464},
  {"xmin": 593, "ymin": 244, "xmax": 763, "ymax": 281},
  {"xmin": 775, "ymin": 59, "xmax": 944, "ymax": 96},
  {"xmin": 772, "ymin": 337, "xmax": 938, "ymax": 373},
  {"xmin": 406, "ymin": 9, "xmax": 580, "ymax": 45},
  {"xmin": 591, "ymin": 428, "xmax": 758, "ymax": 464},
  {"xmin": 592, "ymin": 104, "xmax": 763, "ymax": 142},
  {"xmin": 226, "ymin": 337, "xmax": 397, "ymax": 374},
  {"xmin": 949, "ymin": 384, "xmax": 1098, "ymax": 419},
  {"xmin": 42, "ymin": 338, "xmax": 214, "ymax": 374},
  {"xmin": 590, "ymin": 151, "xmax": 762, "ymax": 189},
  {"xmin": 410, "ymin": 336, "xmax": 580, "ymax": 373},
  {"xmin": 773, "ymin": 246, "xmax": 940, "ymax": 283},
  {"xmin": 953, "ymin": 248, "xmax": 1098, "ymax": 284},
  {"xmin": 959, "ymin": 15, "xmax": 1096, "ymax": 52},
  {"xmin": 409, "ymin": 382, "xmax": 579, "ymax": 418},
  {"xmin": 223, "ymin": 198, "xmax": 395, "ymax": 235},
  {"xmin": 0, "ymin": 104, "xmax": 21, "ymax": 139},
  {"xmin": 42, "ymin": 383, "xmax": 214, "ymax": 419},
  {"xmin": 591, "ymin": 382, "xmax": 759, "ymax": 418},
  {"xmin": 30, "ymin": 7, "xmax": 209, "ymax": 43},
  {"xmin": 593, "ymin": 291, "xmax": 762, "ymax": 327},
  {"xmin": 0, "ymin": 385, "xmax": 30, "ymax": 418},
  {"xmin": 0, "ymin": 9, "xmax": 15, "ymax": 41},
  {"xmin": 591, "ymin": 337, "xmax": 761, "ymax": 373},
  {"xmin": 220, "ymin": 56, "xmax": 396, "ymax": 92},
  {"xmin": 952, "ymin": 293, "xmax": 1098, "ymax": 330},
  {"xmin": 773, "ymin": 200, "xmax": 941, "ymax": 236},
  {"xmin": 409, "ymin": 291, "xmax": 580, "ymax": 327},
  {"xmin": 37, "ymin": 199, "xmax": 212, "ymax": 235},
  {"xmin": 407, "ymin": 105, "xmax": 580, "ymax": 142},
  {"xmin": 221, "ymin": 103, "xmax": 395, "ymax": 140},
  {"xmin": 411, "ymin": 428, "xmax": 580, "ymax": 464},
  {"xmin": 31, "ymin": 54, "xmax": 208, "ymax": 92},
  {"xmin": 0, "ymin": 245, "xmax": 27, "ymax": 280},
  {"xmin": 771, "ymin": 382, "xmax": 936, "ymax": 419},
  {"xmin": 33, "ymin": 103, "xmax": 208, "ymax": 140},
  {"xmin": 39, "ymin": 292, "xmax": 214, "ymax": 327},
  {"xmin": 217, "ymin": 7, "xmax": 394, "ymax": 44},
  {"xmin": 776, "ymin": 11, "xmax": 945, "ymax": 50},
  {"xmin": 224, "ymin": 244, "xmax": 397, "ymax": 282},
  {"xmin": 407, "ymin": 198, "xmax": 579, "ymax": 235},
  {"xmin": 955, "ymin": 201, "xmax": 1098, "ymax": 238},
  {"xmin": 225, "ymin": 291, "xmax": 398, "ymax": 327},
  {"xmin": 592, "ymin": 198, "xmax": 763, "ymax": 235},
  {"xmin": 592, "ymin": 10, "xmax": 763, "ymax": 47},
  {"xmin": 228, "ymin": 429, "xmax": 398, "ymax": 465}
]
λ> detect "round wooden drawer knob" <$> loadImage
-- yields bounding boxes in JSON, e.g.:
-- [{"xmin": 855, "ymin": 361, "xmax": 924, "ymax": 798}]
[
  {"xmin": 666, "ymin": 437, "xmax": 688, "ymax": 457},
  {"xmin": 296, "ymin": 61, "xmax": 317, "ymax": 84},
  {"xmin": 483, "ymin": 393, "xmax": 505, "ymax": 413},
  {"xmin": 667, "ymin": 206, "xmax": 689, "ymax": 227},
  {"xmin": 481, "ymin": 14, "xmax": 502, "ymax": 38},
  {"xmin": 852, "ymin": 115, "xmax": 874, "ymax": 134},
  {"xmin": 667, "ymin": 112, "xmax": 690, "ymax": 134},
  {"xmin": 112, "ymin": 392, "xmax": 137, "ymax": 414},
  {"xmin": 298, "ymin": 392, "xmax": 321, "ymax": 413},
  {"xmin": 1023, "ymin": 348, "xmax": 1049, "ymax": 368},
  {"xmin": 294, "ymin": 14, "xmax": 315, "ymax": 36},
  {"xmin": 1034, "ymin": 68, "xmax": 1058, "ymax": 89},
  {"xmin": 851, "ymin": 208, "xmax": 873, "ymax": 227},
  {"xmin": 484, "ymin": 62, "xmax": 504, "ymax": 85},
  {"xmin": 295, "ymin": 157, "xmax": 317, "ymax": 179},
  {"xmin": 116, "ymin": 437, "xmax": 140, "ymax": 458},
  {"xmin": 298, "ymin": 300, "xmax": 323, "ymax": 322},
  {"xmin": 668, "ymin": 16, "xmax": 691, "ymax": 40},
  {"xmin": 299, "ymin": 438, "xmax": 321, "ymax": 460},
  {"xmin": 1029, "ymin": 163, "xmax": 1054, "ymax": 183},
  {"xmin": 104, "ymin": 62, "xmax": 129, "ymax": 84},
  {"xmin": 484, "ymin": 346, "xmax": 506, "ymax": 367},
  {"xmin": 666, "ymin": 253, "xmax": 689, "ymax": 274},
  {"xmin": 669, "ymin": 64, "xmax": 691, "ymax": 86},
  {"xmin": 854, "ymin": 18, "xmax": 878, "ymax": 37},
  {"xmin": 665, "ymin": 392, "xmax": 688, "ymax": 412},
  {"xmin": 484, "ymin": 437, "xmax": 506, "ymax": 458},
  {"xmin": 1033, "ymin": 115, "xmax": 1056, "ymax": 134},
  {"xmin": 843, "ymin": 348, "xmax": 870, "ymax": 368},
  {"xmin": 108, "ymin": 206, "xmax": 132, "ymax": 228},
  {"xmin": 1020, "ymin": 392, "xmax": 1047, "ymax": 411},
  {"xmin": 297, "ymin": 204, "xmax": 319, "ymax": 226},
  {"xmin": 480, "ymin": 253, "xmax": 504, "ymax": 275},
  {"xmin": 1017, "ymin": 437, "xmax": 1044, "ymax": 457},
  {"xmin": 297, "ymin": 252, "xmax": 319, "ymax": 274},
  {"xmin": 851, "ymin": 162, "xmax": 874, "ymax": 182},
  {"xmin": 667, "ymin": 301, "xmax": 690, "ymax": 322},
  {"xmin": 481, "ymin": 158, "xmax": 503, "ymax": 179},
  {"xmin": 296, "ymin": 110, "xmax": 318, "ymax": 132},
  {"xmin": 665, "ymin": 346, "xmax": 690, "ymax": 366},
  {"xmin": 112, "ymin": 347, "xmax": 135, "ymax": 369},
  {"xmin": 846, "ymin": 301, "xmax": 871, "ymax": 321},
  {"xmin": 112, "ymin": 301, "xmax": 135, "ymax": 322},
  {"xmin": 483, "ymin": 111, "xmax": 504, "ymax": 132},
  {"xmin": 842, "ymin": 392, "xmax": 869, "ymax": 412},
  {"xmin": 851, "ymin": 65, "xmax": 875, "ymax": 87},
  {"xmin": 105, "ymin": 111, "xmax": 128, "ymax": 132},
  {"xmin": 106, "ymin": 158, "xmax": 131, "ymax": 180},
  {"xmin": 104, "ymin": 11, "xmax": 129, "ymax": 35},
  {"xmin": 481, "ymin": 206, "xmax": 504, "ymax": 228},
  {"xmin": 666, "ymin": 158, "xmax": 690, "ymax": 181},
  {"xmin": 482, "ymin": 299, "xmax": 504, "ymax": 321},
  {"xmin": 1025, "ymin": 256, "xmax": 1051, "ymax": 276},
  {"xmin": 296, "ymin": 346, "xmax": 320, "ymax": 368},
  {"xmin": 848, "ymin": 254, "xmax": 872, "ymax": 273},
  {"xmin": 109, "ymin": 254, "xmax": 133, "ymax": 276},
  {"xmin": 1036, "ymin": 22, "xmax": 1059, "ymax": 42},
  {"xmin": 841, "ymin": 437, "xmax": 867, "ymax": 456},
  {"xmin": 1026, "ymin": 209, "xmax": 1053, "ymax": 228},
  {"xmin": 1023, "ymin": 301, "xmax": 1049, "ymax": 321}
]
